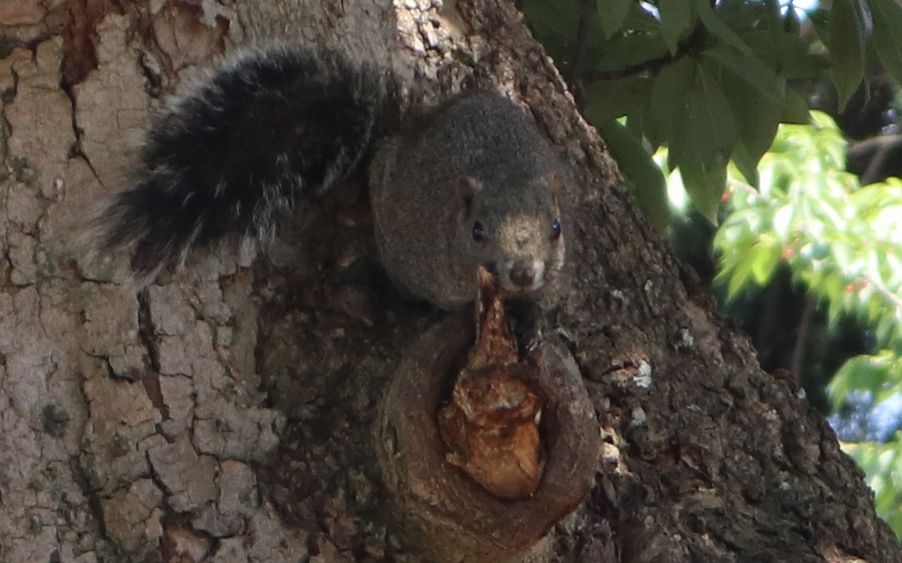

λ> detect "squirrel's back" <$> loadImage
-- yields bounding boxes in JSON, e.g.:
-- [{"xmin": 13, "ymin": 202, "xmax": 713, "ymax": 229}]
[{"xmin": 96, "ymin": 47, "xmax": 567, "ymax": 309}]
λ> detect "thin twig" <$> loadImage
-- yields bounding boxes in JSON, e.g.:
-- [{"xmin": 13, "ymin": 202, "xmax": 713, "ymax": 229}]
[
  {"xmin": 791, "ymin": 296, "xmax": 816, "ymax": 378},
  {"xmin": 568, "ymin": 0, "xmax": 597, "ymax": 108}
]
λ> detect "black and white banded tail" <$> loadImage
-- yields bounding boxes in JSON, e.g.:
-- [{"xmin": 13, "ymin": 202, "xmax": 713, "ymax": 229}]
[{"xmin": 99, "ymin": 47, "xmax": 393, "ymax": 281}]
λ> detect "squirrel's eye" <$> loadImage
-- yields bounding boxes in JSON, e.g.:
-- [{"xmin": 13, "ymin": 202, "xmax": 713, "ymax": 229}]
[
  {"xmin": 472, "ymin": 221, "xmax": 487, "ymax": 242},
  {"xmin": 550, "ymin": 218, "xmax": 562, "ymax": 241}
]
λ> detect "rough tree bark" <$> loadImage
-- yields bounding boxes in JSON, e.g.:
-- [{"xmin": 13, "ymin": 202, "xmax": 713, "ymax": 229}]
[{"xmin": 0, "ymin": 1, "xmax": 898, "ymax": 562}]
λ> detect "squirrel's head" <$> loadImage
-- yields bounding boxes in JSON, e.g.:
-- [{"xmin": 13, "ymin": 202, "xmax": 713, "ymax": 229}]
[{"xmin": 454, "ymin": 173, "xmax": 566, "ymax": 302}]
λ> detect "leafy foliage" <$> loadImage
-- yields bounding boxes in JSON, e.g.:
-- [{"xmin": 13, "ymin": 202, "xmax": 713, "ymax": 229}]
[
  {"xmin": 522, "ymin": 0, "xmax": 902, "ymax": 228},
  {"xmin": 842, "ymin": 438, "xmax": 902, "ymax": 534},
  {"xmin": 714, "ymin": 112, "xmax": 902, "ymax": 336}
]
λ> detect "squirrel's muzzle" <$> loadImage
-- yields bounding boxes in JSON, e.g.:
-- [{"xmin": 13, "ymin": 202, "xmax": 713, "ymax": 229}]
[
  {"xmin": 510, "ymin": 261, "xmax": 537, "ymax": 288},
  {"xmin": 502, "ymin": 259, "xmax": 546, "ymax": 293}
]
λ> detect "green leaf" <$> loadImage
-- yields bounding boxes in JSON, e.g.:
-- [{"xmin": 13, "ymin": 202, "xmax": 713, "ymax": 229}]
[
  {"xmin": 696, "ymin": 60, "xmax": 738, "ymax": 158},
  {"xmin": 828, "ymin": 354, "xmax": 894, "ymax": 409},
  {"xmin": 785, "ymin": 4, "xmax": 802, "ymax": 34},
  {"xmin": 750, "ymin": 237, "xmax": 781, "ymax": 284},
  {"xmin": 809, "ymin": 8, "xmax": 830, "ymax": 42},
  {"xmin": 597, "ymin": 0, "xmax": 632, "ymax": 37},
  {"xmin": 782, "ymin": 53, "xmax": 832, "ymax": 79},
  {"xmin": 701, "ymin": 45, "xmax": 785, "ymax": 105},
  {"xmin": 739, "ymin": 28, "xmax": 832, "ymax": 79},
  {"xmin": 650, "ymin": 56, "xmax": 697, "ymax": 157},
  {"xmin": 781, "ymin": 90, "xmax": 811, "ymax": 124},
  {"xmin": 597, "ymin": 33, "xmax": 671, "ymax": 72},
  {"xmin": 680, "ymin": 161, "xmax": 727, "ymax": 227},
  {"xmin": 583, "ymin": 76, "xmax": 652, "ymax": 121},
  {"xmin": 719, "ymin": 72, "xmax": 780, "ymax": 183},
  {"xmin": 763, "ymin": 0, "xmax": 783, "ymax": 54},
  {"xmin": 870, "ymin": 0, "xmax": 902, "ymax": 85},
  {"xmin": 626, "ymin": 105, "xmax": 647, "ymax": 141},
  {"xmin": 671, "ymin": 68, "xmax": 733, "ymax": 224},
  {"xmin": 595, "ymin": 118, "xmax": 670, "ymax": 232},
  {"xmin": 664, "ymin": 59, "xmax": 736, "ymax": 212},
  {"xmin": 624, "ymin": 1, "xmax": 663, "ymax": 32},
  {"xmin": 693, "ymin": 0, "xmax": 752, "ymax": 56},
  {"xmin": 659, "ymin": 0, "xmax": 694, "ymax": 55},
  {"xmin": 520, "ymin": 0, "xmax": 582, "ymax": 47},
  {"xmin": 732, "ymin": 140, "xmax": 760, "ymax": 187},
  {"xmin": 773, "ymin": 205, "xmax": 794, "ymax": 240},
  {"xmin": 828, "ymin": 0, "xmax": 867, "ymax": 109},
  {"xmin": 724, "ymin": 236, "xmax": 756, "ymax": 298}
]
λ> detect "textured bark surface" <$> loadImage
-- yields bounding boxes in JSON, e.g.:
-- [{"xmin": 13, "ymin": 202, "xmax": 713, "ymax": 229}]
[{"xmin": 0, "ymin": 1, "xmax": 899, "ymax": 562}]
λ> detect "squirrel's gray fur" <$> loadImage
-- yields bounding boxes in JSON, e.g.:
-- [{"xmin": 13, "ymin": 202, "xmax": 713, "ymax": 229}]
[{"xmin": 97, "ymin": 47, "xmax": 568, "ymax": 309}]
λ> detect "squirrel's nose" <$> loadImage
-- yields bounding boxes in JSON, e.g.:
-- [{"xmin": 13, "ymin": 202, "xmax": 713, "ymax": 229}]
[{"xmin": 510, "ymin": 261, "xmax": 537, "ymax": 288}]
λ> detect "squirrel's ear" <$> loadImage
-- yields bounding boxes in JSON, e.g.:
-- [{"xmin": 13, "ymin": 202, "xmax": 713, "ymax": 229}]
[{"xmin": 455, "ymin": 176, "xmax": 483, "ymax": 220}]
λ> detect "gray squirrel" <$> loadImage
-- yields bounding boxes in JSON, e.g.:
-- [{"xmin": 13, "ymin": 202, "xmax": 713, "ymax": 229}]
[{"xmin": 99, "ymin": 47, "xmax": 568, "ymax": 310}]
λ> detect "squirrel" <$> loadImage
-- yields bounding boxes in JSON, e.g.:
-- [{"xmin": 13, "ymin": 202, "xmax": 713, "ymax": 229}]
[{"xmin": 97, "ymin": 47, "xmax": 568, "ymax": 310}]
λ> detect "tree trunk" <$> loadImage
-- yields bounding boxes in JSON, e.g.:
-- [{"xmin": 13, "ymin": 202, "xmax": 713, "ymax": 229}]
[{"xmin": 0, "ymin": 1, "xmax": 898, "ymax": 562}]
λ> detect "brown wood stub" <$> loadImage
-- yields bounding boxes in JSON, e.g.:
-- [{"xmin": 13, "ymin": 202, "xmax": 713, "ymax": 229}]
[{"xmin": 376, "ymin": 312, "xmax": 600, "ymax": 561}]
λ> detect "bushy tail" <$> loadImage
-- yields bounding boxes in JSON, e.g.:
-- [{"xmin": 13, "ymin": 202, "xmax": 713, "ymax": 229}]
[{"xmin": 99, "ymin": 47, "xmax": 393, "ymax": 280}]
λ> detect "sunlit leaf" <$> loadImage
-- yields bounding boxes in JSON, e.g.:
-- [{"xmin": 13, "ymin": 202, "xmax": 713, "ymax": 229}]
[
  {"xmin": 773, "ymin": 206, "xmax": 794, "ymax": 241},
  {"xmin": 829, "ymin": 354, "xmax": 896, "ymax": 409},
  {"xmin": 750, "ymin": 236, "xmax": 781, "ymax": 284}
]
